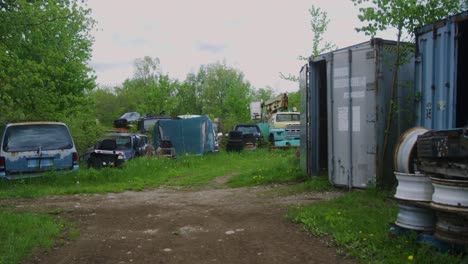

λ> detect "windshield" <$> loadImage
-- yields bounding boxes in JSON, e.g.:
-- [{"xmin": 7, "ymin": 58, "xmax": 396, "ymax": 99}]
[
  {"xmin": 2, "ymin": 124, "xmax": 73, "ymax": 152},
  {"xmin": 276, "ymin": 114, "xmax": 300, "ymax": 122},
  {"xmin": 113, "ymin": 136, "xmax": 132, "ymax": 149},
  {"xmin": 143, "ymin": 119, "xmax": 158, "ymax": 130},
  {"xmin": 236, "ymin": 126, "xmax": 259, "ymax": 134}
]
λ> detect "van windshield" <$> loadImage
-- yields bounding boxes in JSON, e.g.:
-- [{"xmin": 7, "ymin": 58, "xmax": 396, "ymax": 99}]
[{"xmin": 2, "ymin": 124, "xmax": 73, "ymax": 152}]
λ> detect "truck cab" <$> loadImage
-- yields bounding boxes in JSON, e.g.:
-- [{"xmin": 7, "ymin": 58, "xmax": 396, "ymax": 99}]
[
  {"xmin": 268, "ymin": 111, "xmax": 301, "ymax": 147},
  {"xmin": 269, "ymin": 112, "xmax": 300, "ymax": 129}
]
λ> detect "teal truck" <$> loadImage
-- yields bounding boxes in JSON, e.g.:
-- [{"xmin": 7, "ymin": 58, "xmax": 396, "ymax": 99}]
[{"xmin": 252, "ymin": 93, "xmax": 300, "ymax": 147}]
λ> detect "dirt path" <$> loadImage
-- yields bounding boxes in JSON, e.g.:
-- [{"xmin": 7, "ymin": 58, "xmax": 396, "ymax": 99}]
[{"xmin": 7, "ymin": 181, "xmax": 355, "ymax": 264}]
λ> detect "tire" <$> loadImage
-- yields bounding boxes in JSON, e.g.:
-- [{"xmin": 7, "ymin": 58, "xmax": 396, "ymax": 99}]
[
  {"xmin": 88, "ymin": 156, "xmax": 102, "ymax": 169},
  {"xmin": 269, "ymin": 134, "xmax": 275, "ymax": 144}
]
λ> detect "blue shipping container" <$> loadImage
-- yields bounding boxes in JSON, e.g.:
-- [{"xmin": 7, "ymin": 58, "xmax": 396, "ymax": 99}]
[{"xmin": 415, "ymin": 11, "xmax": 468, "ymax": 129}]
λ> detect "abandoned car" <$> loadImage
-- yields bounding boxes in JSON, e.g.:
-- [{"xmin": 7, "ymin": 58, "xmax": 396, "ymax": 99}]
[
  {"xmin": 86, "ymin": 133, "xmax": 153, "ymax": 169},
  {"xmin": 0, "ymin": 122, "xmax": 79, "ymax": 179}
]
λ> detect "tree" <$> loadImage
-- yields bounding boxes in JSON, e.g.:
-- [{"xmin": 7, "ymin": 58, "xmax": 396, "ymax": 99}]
[
  {"xmin": 113, "ymin": 56, "xmax": 179, "ymax": 117},
  {"xmin": 133, "ymin": 56, "xmax": 161, "ymax": 85},
  {"xmin": 280, "ymin": 5, "xmax": 336, "ymax": 82},
  {"xmin": 0, "ymin": 0, "xmax": 96, "ymax": 123},
  {"xmin": 288, "ymin": 91, "xmax": 300, "ymax": 111},
  {"xmin": 302, "ymin": 5, "xmax": 337, "ymax": 58},
  {"xmin": 181, "ymin": 62, "xmax": 254, "ymax": 132},
  {"xmin": 252, "ymin": 86, "xmax": 274, "ymax": 103},
  {"xmin": 352, "ymin": 0, "xmax": 468, "ymax": 40},
  {"xmin": 172, "ymin": 72, "xmax": 203, "ymax": 115},
  {"xmin": 91, "ymin": 87, "xmax": 122, "ymax": 126}
]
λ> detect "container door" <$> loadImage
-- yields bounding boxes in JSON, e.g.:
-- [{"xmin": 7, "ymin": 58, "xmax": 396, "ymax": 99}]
[
  {"xmin": 299, "ymin": 64, "xmax": 311, "ymax": 175},
  {"xmin": 329, "ymin": 44, "xmax": 377, "ymax": 188},
  {"xmin": 415, "ymin": 19, "xmax": 457, "ymax": 129}
]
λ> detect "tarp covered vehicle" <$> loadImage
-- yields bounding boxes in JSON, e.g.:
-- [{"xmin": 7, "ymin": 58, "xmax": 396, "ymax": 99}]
[{"xmin": 153, "ymin": 115, "xmax": 216, "ymax": 155}]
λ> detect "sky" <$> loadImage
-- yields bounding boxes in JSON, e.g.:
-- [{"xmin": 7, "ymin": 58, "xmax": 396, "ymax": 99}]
[{"xmin": 88, "ymin": 0, "xmax": 396, "ymax": 93}]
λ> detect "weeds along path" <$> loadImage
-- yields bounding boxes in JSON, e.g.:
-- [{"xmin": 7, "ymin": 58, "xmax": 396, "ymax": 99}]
[{"xmin": 10, "ymin": 184, "xmax": 354, "ymax": 264}]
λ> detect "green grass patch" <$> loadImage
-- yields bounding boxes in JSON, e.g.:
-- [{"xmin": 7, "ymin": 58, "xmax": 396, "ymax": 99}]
[
  {"xmin": 0, "ymin": 149, "xmax": 304, "ymax": 198},
  {"xmin": 288, "ymin": 189, "xmax": 464, "ymax": 264},
  {"xmin": 0, "ymin": 209, "xmax": 63, "ymax": 264},
  {"xmin": 226, "ymin": 149, "xmax": 306, "ymax": 187}
]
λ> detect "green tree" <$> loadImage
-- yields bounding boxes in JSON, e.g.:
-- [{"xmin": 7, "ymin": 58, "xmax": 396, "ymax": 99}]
[
  {"xmin": 0, "ymin": 0, "xmax": 96, "ymax": 123},
  {"xmin": 302, "ymin": 5, "xmax": 337, "ymax": 58},
  {"xmin": 172, "ymin": 73, "xmax": 203, "ymax": 115},
  {"xmin": 352, "ymin": 0, "xmax": 468, "ymax": 40},
  {"xmin": 252, "ymin": 86, "xmax": 274, "ymax": 103},
  {"xmin": 288, "ymin": 91, "xmax": 300, "ymax": 111},
  {"xmin": 114, "ymin": 56, "xmax": 179, "ymax": 117},
  {"xmin": 280, "ymin": 5, "xmax": 336, "ymax": 82},
  {"xmin": 91, "ymin": 87, "xmax": 122, "ymax": 126},
  {"xmin": 182, "ymin": 62, "xmax": 254, "ymax": 132}
]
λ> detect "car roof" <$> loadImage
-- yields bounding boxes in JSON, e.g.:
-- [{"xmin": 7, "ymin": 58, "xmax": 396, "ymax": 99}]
[
  {"xmin": 107, "ymin": 133, "xmax": 135, "ymax": 137},
  {"xmin": 7, "ymin": 121, "xmax": 67, "ymax": 127}
]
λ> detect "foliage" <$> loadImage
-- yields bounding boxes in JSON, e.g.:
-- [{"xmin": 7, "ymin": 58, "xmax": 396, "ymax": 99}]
[
  {"xmin": 352, "ymin": 0, "xmax": 468, "ymax": 40},
  {"xmin": 251, "ymin": 86, "xmax": 274, "ymax": 103},
  {"xmin": 93, "ymin": 60, "xmax": 256, "ymax": 133},
  {"xmin": 280, "ymin": 4, "xmax": 336, "ymax": 83},
  {"xmin": 62, "ymin": 108, "xmax": 107, "ymax": 154},
  {"xmin": 288, "ymin": 91, "xmax": 300, "ymax": 111},
  {"xmin": 186, "ymin": 62, "xmax": 254, "ymax": 131},
  {"xmin": 288, "ymin": 189, "xmax": 464, "ymax": 264},
  {"xmin": 0, "ymin": 0, "xmax": 96, "ymax": 124},
  {"xmin": 90, "ymin": 87, "xmax": 122, "ymax": 126},
  {"xmin": 301, "ymin": 5, "xmax": 337, "ymax": 58},
  {"xmin": 0, "ymin": 209, "xmax": 62, "ymax": 264},
  {"xmin": 112, "ymin": 56, "xmax": 179, "ymax": 117}
]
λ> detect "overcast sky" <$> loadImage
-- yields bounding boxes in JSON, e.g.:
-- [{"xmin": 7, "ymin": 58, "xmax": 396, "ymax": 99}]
[{"xmin": 88, "ymin": 0, "xmax": 395, "ymax": 93}]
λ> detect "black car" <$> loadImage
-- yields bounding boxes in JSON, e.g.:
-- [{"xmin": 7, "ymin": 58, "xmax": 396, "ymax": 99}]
[{"xmin": 233, "ymin": 124, "xmax": 264, "ymax": 147}]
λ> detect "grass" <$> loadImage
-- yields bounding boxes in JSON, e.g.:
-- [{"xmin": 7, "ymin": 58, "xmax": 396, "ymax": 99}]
[
  {"xmin": 0, "ymin": 210, "xmax": 63, "ymax": 264},
  {"xmin": 0, "ymin": 148, "xmax": 307, "ymax": 198},
  {"xmin": 288, "ymin": 189, "xmax": 465, "ymax": 264}
]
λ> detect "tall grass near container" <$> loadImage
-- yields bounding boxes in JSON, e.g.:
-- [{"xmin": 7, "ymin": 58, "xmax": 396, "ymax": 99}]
[{"xmin": 288, "ymin": 189, "xmax": 464, "ymax": 264}]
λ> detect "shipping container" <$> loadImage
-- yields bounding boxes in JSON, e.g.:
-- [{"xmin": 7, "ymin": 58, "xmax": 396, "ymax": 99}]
[
  {"xmin": 415, "ymin": 11, "xmax": 468, "ymax": 129},
  {"xmin": 300, "ymin": 39, "xmax": 415, "ymax": 188}
]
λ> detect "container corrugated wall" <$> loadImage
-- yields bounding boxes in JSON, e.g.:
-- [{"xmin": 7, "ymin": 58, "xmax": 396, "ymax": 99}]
[
  {"xmin": 300, "ymin": 39, "xmax": 415, "ymax": 188},
  {"xmin": 415, "ymin": 11, "xmax": 468, "ymax": 129}
]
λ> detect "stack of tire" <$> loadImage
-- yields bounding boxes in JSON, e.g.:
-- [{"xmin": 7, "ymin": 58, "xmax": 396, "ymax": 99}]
[{"xmin": 226, "ymin": 131, "xmax": 244, "ymax": 152}]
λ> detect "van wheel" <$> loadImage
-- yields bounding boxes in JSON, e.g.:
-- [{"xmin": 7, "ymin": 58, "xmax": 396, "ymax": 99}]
[{"xmin": 88, "ymin": 157, "xmax": 102, "ymax": 169}]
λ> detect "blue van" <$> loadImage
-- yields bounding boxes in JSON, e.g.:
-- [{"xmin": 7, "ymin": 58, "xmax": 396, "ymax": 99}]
[{"xmin": 0, "ymin": 122, "xmax": 79, "ymax": 179}]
